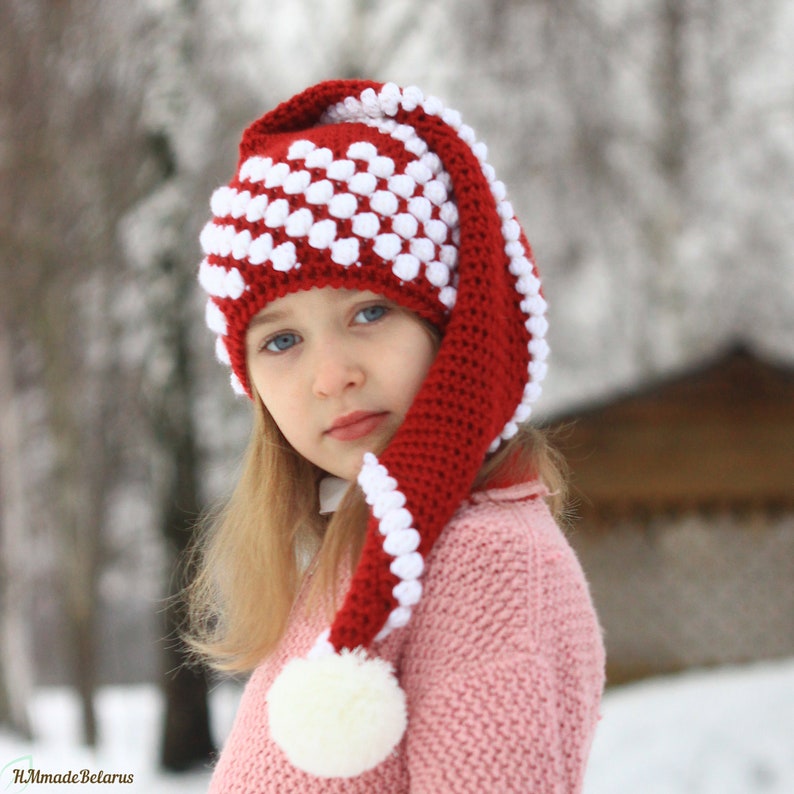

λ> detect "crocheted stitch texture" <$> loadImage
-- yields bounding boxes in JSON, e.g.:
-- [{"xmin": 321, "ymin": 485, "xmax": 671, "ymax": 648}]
[{"xmin": 208, "ymin": 484, "xmax": 605, "ymax": 793}]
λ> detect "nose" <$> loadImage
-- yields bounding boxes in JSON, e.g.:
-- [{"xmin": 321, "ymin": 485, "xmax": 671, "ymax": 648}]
[{"xmin": 311, "ymin": 341, "xmax": 365, "ymax": 399}]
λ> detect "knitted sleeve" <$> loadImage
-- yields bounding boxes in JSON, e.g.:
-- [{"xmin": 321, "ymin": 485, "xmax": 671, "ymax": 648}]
[{"xmin": 399, "ymin": 484, "xmax": 604, "ymax": 794}]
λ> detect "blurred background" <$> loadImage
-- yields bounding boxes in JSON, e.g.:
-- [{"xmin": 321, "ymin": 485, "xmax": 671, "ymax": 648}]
[{"xmin": 1, "ymin": 0, "xmax": 792, "ymax": 791}]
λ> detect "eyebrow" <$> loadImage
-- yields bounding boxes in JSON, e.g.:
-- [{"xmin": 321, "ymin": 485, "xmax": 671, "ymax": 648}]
[{"xmin": 247, "ymin": 308, "xmax": 292, "ymax": 331}]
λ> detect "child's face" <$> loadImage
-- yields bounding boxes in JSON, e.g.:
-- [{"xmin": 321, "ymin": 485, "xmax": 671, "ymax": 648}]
[{"xmin": 246, "ymin": 287, "xmax": 437, "ymax": 481}]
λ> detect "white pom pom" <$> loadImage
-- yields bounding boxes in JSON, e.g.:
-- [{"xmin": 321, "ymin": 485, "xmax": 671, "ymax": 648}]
[{"xmin": 267, "ymin": 649, "xmax": 407, "ymax": 778}]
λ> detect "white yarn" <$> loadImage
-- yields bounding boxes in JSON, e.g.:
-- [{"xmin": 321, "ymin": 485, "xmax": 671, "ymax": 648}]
[
  {"xmin": 204, "ymin": 299, "xmax": 227, "ymax": 335},
  {"xmin": 393, "ymin": 579, "xmax": 422, "ymax": 607},
  {"xmin": 382, "ymin": 528, "xmax": 421, "ymax": 557},
  {"xmin": 328, "ymin": 193, "xmax": 357, "ymax": 219},
  {"xmin": 283, "ymin": 169, "xmax": 311, "ymax": 195},
  {"xmin": 410, "ymin": 237, "xmax": 435, "ymax": 264},
  {"xmin": 423, "ymin": 180, "xmax": 448, "ymax": 206},
  {"xmin": 285, "ymin": 208, "xmax": 314, "ymax": 237},
  {"xmin": 369, "ymin": 190, "xmax": 399, "ymax": 216},
  {"xmin": 368, "ymin": 155, "xmax": 395, "ymax": 179},
  {"xmin": 387, "ymin": 174, "xmax": 416, "ymax": 199},
  {"xmin": 392, "ymin": 253, "xmax": 421, "ymax": 281},
  {"xmin": 267, "ymin": 649, "xmax": 407, "ymax": 779},
  {"xmin": 270, "ymin": 241, "xmax": 297, "ymax": 272},
  {"xmin": 326, "ymin": 159, "xmax": 356, "ymax": 181},
  {"xmin": 305, "ymin": 147, "xmax": 333, "ymax": 168},
  {"xmin": 392, "ymin": 213, "xmax": 418, "ymax": 239},
  {"xmin": 347, "ymin": 141, "xmax": 378, "ymax": 161},
  {"xmin": 425, "ymin": 260, "xmax": 450, "ymax": 287},
  {"xmin": 230, "ymin": 372, "xmax": 247, "ymax": 396},
  {"xmin": 214, "ymin": 335, "xmax": 231, "ymax": 366},
  {"xmin": 231, "ymin": 190, "xmax": 252, "ymax": 219},
  {"xmin": 305, "ymin": 179, "xmax": 334, "ymax": 205},
  {"xmin": 348, "ymin": 171, "xmax": 377, "ymax": 196},
  {"xmin": 308, "ymin": 219, "xmax": 336, "ymax": 249},
  {"xmin": 287, "ymin": 139, "xmax": 316, "ymax": 160},
  {"xmin": 351, "ymin": 212, "xmax": 380, "ymax": 239},
  {"xmin": 245, "ymin": 194, "xmax": 269, "ymax": 222},
  {"xmin": 330, "ymin": 238, "xmax": 360, "ymax": 267},
  {"xmin": 231, "ymin": 230, "xmax": 252, "ymax": 260},
  {"xmin": 423, "ymin": 219, "xmax": 449, "ymax": 245},
  {"xmin": 390, "ymin": 551, "xmax": 424, "ymax": 580},
  {"xmin": 264, "ymin": 161, "xmax": 290, "ymax": 188},
  {"xmin": 264, "ymin": 199, "xmax": 289, "ymax": 228},
  {"xmin": 210, "ymin": 186, "xmax": 235, "ymax": 217},
  {"xmin": 248, "ymin": 232, "xmax": 273, "ymax": 265},
  {"xmin": 373, "ymin": 233, "xmax": 402, "ymax": 261},
  {"xmin": 370, "ymin": 489, "xmax": 407, "ymax": 519},
  {"xmin": 377, "ymin": 506, "xmax": 413, "ymax": 535}
]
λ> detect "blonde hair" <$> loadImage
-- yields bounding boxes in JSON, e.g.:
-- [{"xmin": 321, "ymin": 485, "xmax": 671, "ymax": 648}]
[{"xmin": 185, "ymin": 397, "xmax": 567, "ymax": 674}]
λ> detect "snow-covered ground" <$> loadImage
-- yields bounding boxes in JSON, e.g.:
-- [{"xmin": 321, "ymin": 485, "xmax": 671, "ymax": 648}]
[{"xmin": 1, "ymin": 657, "xmax": 792, "ymax": 792}]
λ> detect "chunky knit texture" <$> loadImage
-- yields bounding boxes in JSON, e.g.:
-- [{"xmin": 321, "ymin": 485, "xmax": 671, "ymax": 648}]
[
  {"xmin": 209, "ymin": 483, "xmax": 605, "ymax": 793},
  {"xmin": 198, "ymin": 80, "xmax": 549, "ymax": 665}
]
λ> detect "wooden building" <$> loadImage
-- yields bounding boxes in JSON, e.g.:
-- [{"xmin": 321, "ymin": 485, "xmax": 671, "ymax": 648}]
[{"xmin": 549, "ymin": 348, "xmax": 794, "ymax": 683}]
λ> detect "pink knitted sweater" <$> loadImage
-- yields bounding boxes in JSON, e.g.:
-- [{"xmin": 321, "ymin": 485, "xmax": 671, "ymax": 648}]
[{"xmin": 209, "ymin": 481, "xmax": 604, "ymax": 792}]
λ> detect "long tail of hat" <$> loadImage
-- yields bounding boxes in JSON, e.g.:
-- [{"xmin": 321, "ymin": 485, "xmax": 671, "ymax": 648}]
[{"xmin": 263, "ymin": 81, "xmax": 548, "ymax": 777}]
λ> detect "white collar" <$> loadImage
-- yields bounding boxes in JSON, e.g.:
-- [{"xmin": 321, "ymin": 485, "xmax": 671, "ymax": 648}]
[{"xmin": 318, "ymin": 476, "xmax": 350, "ymax": 515}]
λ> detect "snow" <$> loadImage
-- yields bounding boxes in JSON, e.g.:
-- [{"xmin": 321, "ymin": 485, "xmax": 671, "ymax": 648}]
[{"xmin": 1, "ymin": 658, "xmax": 792, "ymax": 792}]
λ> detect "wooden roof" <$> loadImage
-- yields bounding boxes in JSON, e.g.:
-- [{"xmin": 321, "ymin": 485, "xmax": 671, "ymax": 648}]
[{"xmin": 549, "ymin": 348, "xmax": 794, "ymax": 514}]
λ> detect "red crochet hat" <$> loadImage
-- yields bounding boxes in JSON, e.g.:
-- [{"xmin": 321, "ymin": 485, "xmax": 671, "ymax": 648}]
[{"xmin": 198, "ymin": 79, "xmax": 548, "ymax": 778}]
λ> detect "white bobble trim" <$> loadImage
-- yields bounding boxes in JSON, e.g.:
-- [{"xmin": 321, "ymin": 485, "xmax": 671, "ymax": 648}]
[
  {"xmin": 400, "ymin": 85, "xmax": 424, "ymax": 112},
  {"xmin": 383, "ymin": 520, "xmax": 420, "ymax": 557},
  {"xmin": 369, "ymin": 190, "xmax": 398, "ymax": 216},
  {"xmin": 388, "ymin": 174, "xmax": 417, "ymax": 199},
  {"xmin": 458, "ymin": 123, "xmax": 476, "ymax": 145},
  {"xmin": 509, "ymin": 256, "xmax": 533, "ymax": 278},
  {"xmin": 393, "ymin": 579, "xmax": 422, "ymax": 607},
  {"xmin": 524, "ymin": 382, "xmax": 543, "ymax": 403},
  {"xmin": 371, "ymin": 490, "xmax": 407, "ymax": 519},
  {"xmin": 248, "ymin": 232, "xmax": 273, "ymax": 264},
  {"xmin": 497, "ymin": 200, "xmax": 515, "ymax": 221},
  {"xmin": 246, "ymin": 194, "xmax": 269, "ymax": 222},
  {"xmin": 517, "ymin": 273, "xmax": 542, "ymax": 296},
  {"xmin": 379, "ymin": 82, "xmax": 402, "ymax": 115},
  {"xmin": 308, "ymin": 219, "xmax": 337, "ymax": 250},
  {"xmin": 439, "ymin": 286, "xmax": 457, "ymax": 309},
  {"xmin": 441, "ymin": 107, "xmax": 462, "ymax": 130},
  {"xmin": 287, "ymin": 139, "xmax": 316, "ymax": 160},
  {"xmin": 305, "ymin": 147, "xmax": 333, "ymax": 169},
  {"xmin": 424, "ymin": 180, "xmax": 448, "ymax": 206},
  {"xmin": 529, "ymin": 338, "xmax": 550, "ymax": 360},
  {"xmin": 373, "ymin": 233, "xmax": 402, "ymax": 261},
  {"xmin": 286, "ymin": 208, "xmax": 314, "ymax": 237},
  {"xmin": 239, "ymin": 155, "xmax": 272, "ymax": 183},
  {"xmin": 231, "ymin": 190, "xmax": 251, "ymax": 218},
  {"xmin": 214, "ymin": 335, "xmax": 231, "ymax": 365},
  {"xmin": 390, "ymin": 552, "xmax": 424, "ymax": 580},
  {"xmin": 391, "ymin": 124, "xmax": 414, "ymax": 143},
  {"xmin": 383, "ymin": 606, "xmax": 412, "ymax": 630},
  {"xmin": 348, "ymin": 172, "xmax": 377, "ymax": 196},
  {"xmin": 369, "ymin": 156, "xmax": 395, "ymax": 179},
  {"xmin": 347, "ymin": 141, "xmax": 378, "ymax": 161},
  {"xmin": 283, "ymin": 170, "xmax": 311, "ymax": 195},
  {"xmin": 217, "ymin": 225, "xmax": 235, "ymax": 257},
  {"xmin": 271, "ymin": 241, "xmax": 297, "ymax": 272},
  {"xmin": 210, "ymin": 186, "xmax": 235, "ymax": 217},
  {"xmin": 231, "ymin": 230, "xmax": 252, "ymax": 260},
  {"xmin": 421, "ymin": 152, "xmax": 442, "ymax": 176},
  {"xmin": 472, "ymin": 141, "xmax": 488, "ymax": 163},
  {"xmin": 491, "ymin": 179, "xmax": 507, "ymax": 202},
  {"xmin": 199, "ymin": 221, "xmax": 220, "ymax": 255},
  {"xmin": 330, "ymin": 237, "xmax": 360, "ymax": 267},
  {"xmin": 392, "ymin": 253, "xmax": 420, "ymax": 282},
  {"xmin": 230, "ymin": 372, "xmax": 247, "ymax": 396},
  {"xmin": 422, "ymin": 95, "xmax": 444, "ymax": 116},
  {"xmin": 204, "ymin": 300, "xmax": 227, "ymax": 335},
  {"xmin": 502, "ymin": 218, "xmax": 521, "ymax": 242},
  {"xmin": 264, "ymin": 161, "xmax": 290, "ymax": 188},
  {"xmin": 265, "ymin": 199, "xmax": 289, "ymax": 228},
  {"xmin": 425, "ymin": 260, "xmax": 450, "ymax": 287},
  {"xmin": 439, "ymin": 201, "xmax": 459, "ymax": 227},
  {"xmin": 406, "ymin": 161, "xmax": 432, "ymax": 185},
  {"xmin": 329, "ymin": 193, "xmax": 358, "ymax": 219},
  {"xmin": 424, "ymin": 219, "xmax": 449, "ymax": 245},
  {"xmin": 410, "ymin": 237, "xmax": 435, "ymax": 263},
  {"xmin": 529, "ymin": 359, "xmax": 548, "ymax": 381},
  {"xmin": 404, "ymin": 136, "xmax": 428, "ymax": 157},
  {"xmin": 305, "ymin": 179, "xmax": 334, "ymax": 205},
  {"xmin": 514, "ymin": 403, "xmax": 533, "ymax": 423},
  {"xmin": 505, "ymin": 240, "xmax": 525, "ymax": 259},
  {"xmin": 378, "ymin": 507, "xmax": 413, "ymax": 535},
  {"xmin": 408, "ymin": 196, "xmax": 432, "ymax": 222},
  {"xmin": 326, "ymin": 159, "xmax": 356, "ymax": 181},
  {"xmin": 392, "ymin": 213, "xmax": 419, "ymax": 239},
  {"xmin": 359, "ymin": 87, "xmax": 381, "ymax": 118},
  {"xmin": 351, "ymin": 213, "xmax": 380, "ymax": 239},
  {"xmin": 526, "ymin": 315, "xmax": 549, "ymax": 337},
  {"xmin": 440, "ymin": 244, "xmax": 458, "ymax": 267}
]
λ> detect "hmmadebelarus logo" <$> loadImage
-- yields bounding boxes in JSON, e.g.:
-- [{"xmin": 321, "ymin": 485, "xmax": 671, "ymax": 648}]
[{"xmin": 1, "ymin": 755, "xmax": 134, "ymax": 790}]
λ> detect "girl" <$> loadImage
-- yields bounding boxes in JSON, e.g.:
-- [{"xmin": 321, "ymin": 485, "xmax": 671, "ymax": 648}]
[{"xmin": 189, "ymin": 79, "xmax": 604, "ymax": 792}]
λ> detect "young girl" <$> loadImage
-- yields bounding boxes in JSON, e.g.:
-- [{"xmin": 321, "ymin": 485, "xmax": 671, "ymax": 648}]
[{"xmin": 189, "ymin": 79, "xmax": 604, "ymax": 792}]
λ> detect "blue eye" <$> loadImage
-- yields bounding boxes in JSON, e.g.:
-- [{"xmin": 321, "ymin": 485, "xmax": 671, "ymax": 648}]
[
  {"xmin": 264, "ymin": 332, "xmax": 300, "ymax": 352},
  {"xmin": 355, "ymin": 305, "xmax": 388, "ymax": 324}
]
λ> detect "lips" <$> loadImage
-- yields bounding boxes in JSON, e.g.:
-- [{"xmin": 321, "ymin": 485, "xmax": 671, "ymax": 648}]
[{"xmin": 326, "ymin": 411, "xmax": 388, "ymax": 442}]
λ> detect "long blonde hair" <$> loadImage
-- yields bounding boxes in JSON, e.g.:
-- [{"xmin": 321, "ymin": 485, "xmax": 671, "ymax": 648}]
[{"xmin": 185, "ymin": 397, "xmax": 567, "ymax": 673}]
